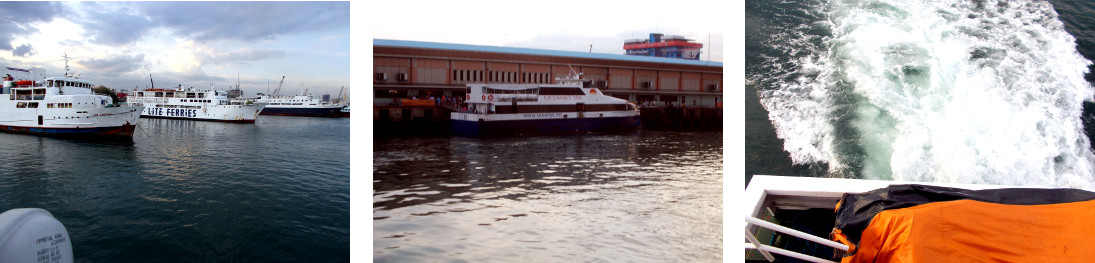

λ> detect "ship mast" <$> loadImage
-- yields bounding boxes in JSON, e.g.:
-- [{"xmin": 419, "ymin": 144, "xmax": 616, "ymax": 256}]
[{"xmin": 62, "ymin": 53, "xmax": 70, "ymax": 78}]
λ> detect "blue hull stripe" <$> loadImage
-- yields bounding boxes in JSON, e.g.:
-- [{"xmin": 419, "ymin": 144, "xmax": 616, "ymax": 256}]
[
  {"xmin": 451, "ymin": 116, "xmax": 641, "ymax": 136},
  {"xmin": 260, "ymin": 107, "xmax": 342, "ymax": 116}
]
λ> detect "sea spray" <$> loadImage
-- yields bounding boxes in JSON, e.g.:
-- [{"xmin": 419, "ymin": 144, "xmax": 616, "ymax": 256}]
[{"xmin": 754, "ymin": 0, "xmax": 1095, "ymax": 188}]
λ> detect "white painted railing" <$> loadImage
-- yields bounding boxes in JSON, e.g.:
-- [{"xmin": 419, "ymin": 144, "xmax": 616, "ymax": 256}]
[{"xmin": 745, "ymin": 216, "xmax": 848, "ymax": 263}]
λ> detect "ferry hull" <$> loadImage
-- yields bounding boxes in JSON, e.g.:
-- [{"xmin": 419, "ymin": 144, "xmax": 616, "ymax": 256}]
[
  {"xmin": 0, "ymin": 123, "xmax": 137, "ymax": 137},
  {"xmin": 260, "ymin": 107, "xmax": 343, "ymax": 117},
  {"xmin": 140, "ymin": 115, "xmax": 256, "ymax": 123},
  {"xmin": 451, "ymin": 115, "xmax": 641, "ymax": 136},
  {"xmin": 140, "ymin": 105, "xmax": 264, "ymax": 123}
]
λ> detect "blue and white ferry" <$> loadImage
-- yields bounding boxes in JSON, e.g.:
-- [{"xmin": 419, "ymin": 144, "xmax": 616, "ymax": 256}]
[{"xmin": 451, "ymin": 72, "xmax": 641, "ymax": 136}]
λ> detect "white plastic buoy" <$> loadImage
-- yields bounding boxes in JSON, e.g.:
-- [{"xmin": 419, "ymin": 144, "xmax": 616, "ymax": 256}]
[{"xmin": 0, "ymin": 208, "xmax": 74, "ymax": 263}]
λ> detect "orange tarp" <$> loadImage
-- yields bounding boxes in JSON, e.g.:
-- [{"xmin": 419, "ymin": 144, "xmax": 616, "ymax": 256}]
[{"xmin": 843, "ymin": 199, "xmax": 1095, "ymax": 263}]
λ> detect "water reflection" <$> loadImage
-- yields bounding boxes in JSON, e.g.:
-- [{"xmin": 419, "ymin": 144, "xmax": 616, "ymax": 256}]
[{"xmin": 374, "ymin": 131, "xmax": 722, "ymax": 262}]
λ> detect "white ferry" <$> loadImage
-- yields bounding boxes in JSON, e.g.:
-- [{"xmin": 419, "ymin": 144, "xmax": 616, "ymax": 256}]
[
  {"xmin": 253, "ymin": 94, "xmax": 343, "ymax": 117},
  {"xmin": 451, "ymin": 72, "xmax": 641, "ymax": 136},
  {"xmin": 0, "ymin": 74, "xmax": 142, "ymax": 136},
  {"xmin": 128, "ymin": 85, "xmax": 265, "ymax": 123}
]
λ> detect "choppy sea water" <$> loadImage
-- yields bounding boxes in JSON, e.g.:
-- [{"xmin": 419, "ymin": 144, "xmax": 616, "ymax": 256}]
[
  {"xmin": 747, "ymin": 0, "xmax": 1095, "ymax": 189},
  {"xmin": 0, "ymin": 116, "xmax": 349, "ymax": 262},
  {"xmin": 373, "ymin": 131, "xmax": 722, "ymax": 262}
]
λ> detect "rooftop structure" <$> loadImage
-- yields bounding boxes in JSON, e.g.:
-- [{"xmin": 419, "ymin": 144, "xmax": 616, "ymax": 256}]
[{"xmin": 623, "ymin": 33, "xmax": 704, "ymax": 60}]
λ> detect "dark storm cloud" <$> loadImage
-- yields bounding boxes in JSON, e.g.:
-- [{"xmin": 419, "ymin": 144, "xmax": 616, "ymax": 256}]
[
  {"xmin": 12, "ymin": 44, "xmax": 35, "ymax": 57},
  {"xmin": 137, "ymin": 2, "xmax": 349, "ymax": 42},
  {"xmin": 76, "ymin": 54, "xmax": 145, "ymax": 77},
  {"xmin": 0, "ymin": 2, "xmax": 63, "ymax": 50}
]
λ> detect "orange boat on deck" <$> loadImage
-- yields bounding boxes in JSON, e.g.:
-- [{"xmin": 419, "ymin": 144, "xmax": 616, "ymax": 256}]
[{"xmin": 744, "ymin": 175, "xmax": 1095, "ymax": 263}]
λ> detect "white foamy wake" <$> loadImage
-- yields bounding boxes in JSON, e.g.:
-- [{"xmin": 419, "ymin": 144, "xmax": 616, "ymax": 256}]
[{"xmin": 758, "ymin": 0, "xmax": 1095, "ymax": 188}]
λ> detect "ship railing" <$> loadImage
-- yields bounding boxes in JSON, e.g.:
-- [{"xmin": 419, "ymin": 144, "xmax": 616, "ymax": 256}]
[{"xmin": 745, "ymin": 216, "xmax": 847, "ymax": 263}]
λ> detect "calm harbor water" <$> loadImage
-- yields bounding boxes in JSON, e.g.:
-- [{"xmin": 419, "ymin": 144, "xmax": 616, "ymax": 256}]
[
  {"xmin": 0, "ymin": 116, "xmax": 349, "ymax": 262},
  {"xmin": 373, "ymin": 131, "xmax": 723, "ymax": 262}
]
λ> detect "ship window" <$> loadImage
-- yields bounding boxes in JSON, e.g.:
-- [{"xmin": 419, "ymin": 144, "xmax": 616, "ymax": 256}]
[
  {"xmin": 47, "ymin": 103, "xmax": 53, "ymax": 108},
  {"xmin": 46, "ymin": 80, "xmax": 52, "ymax": 87},
  {"xmin": 155, "ymin": 92, "xmax": 163, "ymax": 97},
  {"xmin": 16, "ymin": 102, "xmax": 25, "ymax": 108},
  {"xmin": 28, "ymin": 102, "xmax": 37, "ymax": 108},
  {"xmin": 14, "ymin": 89, "xmax": 31, "ymax": 100},
  {"xmin": 538, "ymin": 87, "xmax": 585, "ymax": 95},
  {"xmin": 198, "ymin": 93, "xmax": 205, "ymax": 98},
  {"xmin": 187, "ymin": 93, "xmax": 196, "ymax": 98}
]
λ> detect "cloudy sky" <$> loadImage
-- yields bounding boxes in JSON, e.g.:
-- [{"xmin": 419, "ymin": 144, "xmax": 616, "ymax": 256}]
[
  {"xmin": 370, "ymin": 0, "xmax": 724, "ymax": 62},
  {"xmin": 0, "ymin": 1, "xmax": 349, "ymax": 98}
]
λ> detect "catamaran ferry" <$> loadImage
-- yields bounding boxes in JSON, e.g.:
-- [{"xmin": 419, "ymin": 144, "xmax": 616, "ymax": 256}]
[
  {"xmin": 0, "ymin": 75, "xmax": 143, "ymax": 136},
  {"xmin": 128, "ymin": 86, "xmax": 266, "ymax": 123},
  {"xmin": 451, "ymin": 72, "xmax": 641, "ymax": 136}
]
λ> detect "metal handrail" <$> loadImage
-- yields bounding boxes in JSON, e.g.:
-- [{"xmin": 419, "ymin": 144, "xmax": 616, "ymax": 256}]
[
  {"xmin": 745, "ymin": 216, "xmax": 849, "ymax": 263},
  {"xmin": 744, "ymin": 243, "xmax": 839, "ymax": 263}
]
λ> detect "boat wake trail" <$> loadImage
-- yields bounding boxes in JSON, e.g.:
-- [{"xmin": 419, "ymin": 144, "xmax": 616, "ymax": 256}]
[{"xmin": 754, "ymin": 0, "xmax": 1095, "ymax": 188}]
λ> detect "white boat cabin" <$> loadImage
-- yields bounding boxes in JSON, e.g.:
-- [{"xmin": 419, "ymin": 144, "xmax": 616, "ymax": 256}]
[{"xmin": 3, "ymin": 77, "xmax": 113, "ymax": 107}]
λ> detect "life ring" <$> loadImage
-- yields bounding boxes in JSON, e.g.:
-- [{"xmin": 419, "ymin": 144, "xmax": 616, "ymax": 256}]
[
  {"xmin": 466, "ymin": 94, "xmax": 470, "ymax": 100},
  {"xmin": 488, "ymin": 95, "xmax": 493, "ymax": 101},
  {"xmin": 482, "ymin": 94, "xmax": 486, "ymax": 100}
]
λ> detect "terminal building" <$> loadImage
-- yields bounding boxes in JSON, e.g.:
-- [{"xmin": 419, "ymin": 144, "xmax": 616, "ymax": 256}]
[{"xmin": 373, "ymin": 39, "xmax": 723, "ymax": 108}]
